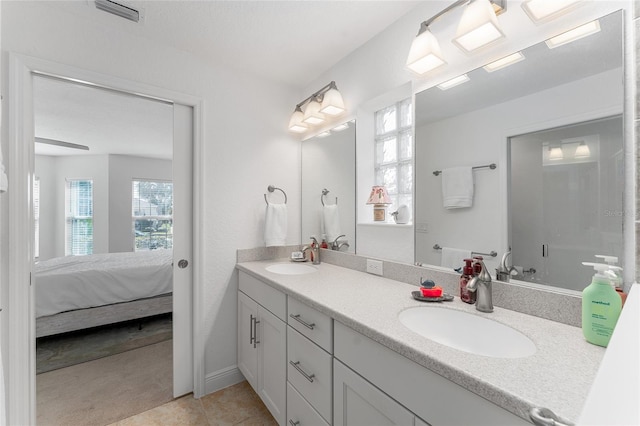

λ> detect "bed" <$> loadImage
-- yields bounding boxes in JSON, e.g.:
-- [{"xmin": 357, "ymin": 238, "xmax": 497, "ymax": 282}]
[{"xmin": 34, "ymin": 250, "xmax": 173, "ymax": 338}]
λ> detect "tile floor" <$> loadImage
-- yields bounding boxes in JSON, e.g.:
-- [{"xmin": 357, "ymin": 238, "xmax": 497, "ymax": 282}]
[{"xmin": 109, "ymin": 381, "xmax": 277, "ymax": 426}]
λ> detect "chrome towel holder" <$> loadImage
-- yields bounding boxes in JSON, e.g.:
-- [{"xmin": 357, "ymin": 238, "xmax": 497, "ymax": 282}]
[
  {"xmin": 264, "ymin": 185, "xmax": 287, "ymax": 204},
  {"xmin": 433, "ymin": 163, "xmax": 496, "ymax": 176},
  {"xmin": 321, "ymin": 188, "xmax": 337, "ymax": 206},
  {"xmin": 433, "ymin": 243, "xmax": 497, "ymax": 258}
]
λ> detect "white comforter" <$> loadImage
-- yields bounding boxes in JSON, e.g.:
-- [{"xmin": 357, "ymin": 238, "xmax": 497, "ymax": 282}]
[{"xmin": 35, "ymin": 250, "xmax": 173, "ymax": 318}]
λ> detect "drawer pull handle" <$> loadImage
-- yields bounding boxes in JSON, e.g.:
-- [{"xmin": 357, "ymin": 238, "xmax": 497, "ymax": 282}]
[
  {"xmin": 290, "ymin": 314, "xmax": 316, "ymax": 330},
  {"xmin": 289, "ymin": 360, "xmax": 315, "ymax": 382},
  {"xmin": 289, "ymin": 420, "xmax": 300, "ymax": 426},
  {"xmin": 529, "ymin": 407, "xmax": 574, "ymax": 426},
  {"xmin": 250, "ymin": 315, "xmax": 260, "ymax": 348}
]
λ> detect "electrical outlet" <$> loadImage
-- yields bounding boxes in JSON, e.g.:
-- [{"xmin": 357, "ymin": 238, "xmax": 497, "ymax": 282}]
[
  {"xmin": 416, "ymin": 222, "xmax": 429, "ymax": 233},
  {"xmin": 366, "ymin": 259, "xmax": 383, "ymax": 276}
]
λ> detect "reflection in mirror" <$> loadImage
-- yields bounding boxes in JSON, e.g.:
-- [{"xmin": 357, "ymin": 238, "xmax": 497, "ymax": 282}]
[
  {"xmin": 509, "ymin": 116, "xmax": 623, "ymax": 291},
  {"xmin": 414, "ymin": 10, "xmax": 623, "ymax": 291},
  {"xmin": 301, "ymin": 122, "xmax": 356, "ymax": 252}
]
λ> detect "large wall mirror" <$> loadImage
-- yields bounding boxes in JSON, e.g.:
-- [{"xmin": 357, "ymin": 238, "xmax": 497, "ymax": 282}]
[
  {"xmin": 301, "ymin": 122, "xmax": 356, "ymax": 252},
  {"xmin": 414, "ymin": 10, "xmax": 624, "ymax": 292}
]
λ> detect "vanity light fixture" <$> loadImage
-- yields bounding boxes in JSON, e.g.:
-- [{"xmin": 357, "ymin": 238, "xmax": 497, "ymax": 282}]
[
  {"xmin": 548, "ymin": 146, "xmax": 564, "ymax": 161},
  {"xmin": 545, "ymin": 20, "xmax": 600, "ymax": 49},
  {"xmin": 332, "ymin": 122, "xmax": 350, "ymax": 132},
  {"xmin": 302, "ymin": 96, "xmax": 325, "ymax": 125},
  {"xmin": 437, "ymin": 74, "xmax": 470, "ymax": 90},
  {"xmin": 316, "ymin": 131, "xmax": 332, "ymax": 138},
  {"xmin": 288, "ymin": 81, "xmax": 347, "ymax": 134},
  {"xmin": 483, "ymin": 51, "xmax": 525, "ymax": 72},
  {"xmin": 406, "ymin": 0, "xmax": 506, "ymax": 76},
  {"xmin": 574, "ymin": 141, "xmax": 591, "ymax": 158},
  {"xmin": 406, "ymin": 23, "xmax": 447, "ymax": 75},
  {"xmin": 288, "ymin": 106, "xmax": 308, "ymax": 133},
  {"xmin": 522, "ymin": 0, "xmax": 582, "ymax": 24},
  {"xmin": 320, "ymin": 82, "xmax": 346, "ymax": 116},
  {"xmin": 452, "ymin": 0, "xmax": 505, "ymax": 53}
]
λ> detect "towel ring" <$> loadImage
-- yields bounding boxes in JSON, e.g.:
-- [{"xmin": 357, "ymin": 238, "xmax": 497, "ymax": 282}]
[
  {"xmin": 264, "ymin": 185, "xmax": 287, "ymax": 205},
  {"xmin": 321, "ymin": 188, "xmax": 337, "ymax": 206}
]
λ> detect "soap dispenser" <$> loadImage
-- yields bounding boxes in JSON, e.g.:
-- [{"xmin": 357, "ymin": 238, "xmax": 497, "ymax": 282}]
[
  {"xmin": 581, "ymin": 262, "xmax": 622, "ymax": 347},
  {"xmin": 595, "ymin": 255, "xmax": 626, "ymax": 305},
  {"xmin": 459, "ymin": 259, "xmax": 476, "ymax": 304}
]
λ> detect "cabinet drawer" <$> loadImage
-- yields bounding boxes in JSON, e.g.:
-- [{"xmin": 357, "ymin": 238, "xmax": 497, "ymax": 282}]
[
  {"xmin": 287, "ymin": 327, "xmax": 332, "ymax": 423},
  {"xmin": 239, "ymin": 271, "xmax": 286, "ymax": 321},
  {"xmin": 287, "ymin": 297, "xmax": 333, "ymax": 353},
  {"xmin": 287, "ymin": 382, "xmax": 330, "ymax": 426}
]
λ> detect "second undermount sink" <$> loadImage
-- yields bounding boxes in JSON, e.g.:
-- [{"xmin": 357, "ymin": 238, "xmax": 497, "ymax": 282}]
[
  {"xmin": 265, "ymin": 263, "xmax": 318, "ymax": 275},
  {"xmin": 398, "ymin": 307, "xmax": 536, "ymax": 359}
]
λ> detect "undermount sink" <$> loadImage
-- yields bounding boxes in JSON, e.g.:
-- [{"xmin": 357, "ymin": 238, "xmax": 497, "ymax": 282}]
[
  {"xmin": 265, "ymin": 263, "xmax": 318, "ymax": 275},
  {"xmin": 398, "ymin": 307, "xmax": 536, "ymax": 358}
]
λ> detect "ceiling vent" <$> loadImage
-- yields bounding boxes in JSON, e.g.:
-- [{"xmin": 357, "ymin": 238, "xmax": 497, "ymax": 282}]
[{"xmin": 94, "ymin": 0, "xmax": 142, "ymax": 23}]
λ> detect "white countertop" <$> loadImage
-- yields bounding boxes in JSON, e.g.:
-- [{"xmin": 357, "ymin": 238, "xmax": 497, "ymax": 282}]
[{"xmin": 237, "ymin": 260, "xmax": 605, "ymax": 423}]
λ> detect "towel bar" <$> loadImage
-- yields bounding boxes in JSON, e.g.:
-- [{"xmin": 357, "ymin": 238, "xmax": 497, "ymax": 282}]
[
  {"xmin": 321, "ymin": 188, "xmax": 337, "ymax": 206},
  {"xmin": 433, "ymin": 163, "xmax": 496, "ymax": 176},
  {"xmin": 433, "ymin": 243, "xmax": 497, "ymax": 258},
  {"xmin": 264, "ymin": 185, "xmax": 287, "ymax": 204}
]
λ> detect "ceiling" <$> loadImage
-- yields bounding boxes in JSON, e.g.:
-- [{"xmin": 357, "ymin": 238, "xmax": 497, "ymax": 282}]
[{"xmin": 34, "ymin": 0, "xmax": 421, "ymax": 159}]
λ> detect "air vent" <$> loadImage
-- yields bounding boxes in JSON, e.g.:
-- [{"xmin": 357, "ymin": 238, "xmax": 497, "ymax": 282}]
[{"xmin": 94, "ymin": 0, "xmax": 140, "ymax": 23}]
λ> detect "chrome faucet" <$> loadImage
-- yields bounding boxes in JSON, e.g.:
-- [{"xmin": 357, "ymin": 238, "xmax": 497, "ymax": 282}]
[
  {"xmin": 302, "ymin": 236, "xmax": 320, "ymax": 265},
  {"xmin": 495, "ymin": 249, "xmax": 517, "ymax": 282},
  {"xmin": 467, "ymin": 258, "xmax": 493, "ymax": 313},
  {"xmin": 330, "ymin": 234, "xmax": 350, "ymax": 251}
]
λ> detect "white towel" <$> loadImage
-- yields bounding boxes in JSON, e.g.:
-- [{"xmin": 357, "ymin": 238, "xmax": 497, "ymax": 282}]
[
  {"xmin": 442, "ymin": 167, "xmax": 473, "ymax": 209},
  {"xmin": 264, "ymin": 203, "xmax": 287, "ymax": 247},
  {"xmin": 323, "ymin": 204, "xmax": 341, "ymax": 243},
  {"xmin": 441, "ymin": 247, "xmax": 472, "ymax": 269}
]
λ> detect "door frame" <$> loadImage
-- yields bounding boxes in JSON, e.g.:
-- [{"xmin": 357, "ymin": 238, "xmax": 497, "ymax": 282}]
[{"xmin": 6, "ymin": 52, "xmax": 206, "ymax": 425}]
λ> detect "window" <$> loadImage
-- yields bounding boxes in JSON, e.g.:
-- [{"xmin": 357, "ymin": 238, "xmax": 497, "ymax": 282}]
[
  {"xmin": 65, "ymin": 179, "xmax": 93, "ymax": 256},
  {"xmin": 34, "ymin": 178, "xmax": 40, "ymax": 259},
  {"xmin": 132, "ymin": 180, "xmax": 173, "ymax": 251},
  {"xmin": 374, "ymin": 98, "xmax": 413, "ymax": 220}
]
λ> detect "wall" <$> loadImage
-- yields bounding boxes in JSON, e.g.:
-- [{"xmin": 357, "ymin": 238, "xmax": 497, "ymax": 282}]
[
  {"xmin": 1, "ymin": 0, "xmax": 301, "ymax": 400},
  {"xmin": 109, "ymin": 155, "xmax": 172, "ymax": 253},
  {"xmin": 414, "ymin": 69, "xmax": 622, "ymax": 273},
  {"xmin": 34, "ymin": 154, "xmax": 169, "ymax": 260},
  {"xmin": 302, "ymin": 1, "xmax": 634, "ymax": 282},
  {"xmin": 35, "ymin": 155, "xmax": 110, "ymax": 259}
]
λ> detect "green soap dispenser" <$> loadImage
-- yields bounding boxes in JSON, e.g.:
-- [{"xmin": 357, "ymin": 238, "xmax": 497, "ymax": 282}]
[{"xmin": 581, "ymin": 262, "xmax": 622, "ymax": 347}]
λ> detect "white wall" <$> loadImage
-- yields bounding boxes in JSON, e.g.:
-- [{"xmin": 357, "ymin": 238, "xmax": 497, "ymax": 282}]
[
  {"xmin": 2, "ymin": 0, "xmax": 301, "ymax": 396},
  {"xmin": 414, "ymin": 69, "xmax": 622, "ymax": 273},
  {"xmin": 302, "ymin": 0, "xmax": 632, "ymax": 268},
  {"xmin": 35, "ymin": 155, "xmax": 110, "ymax": 259},
  {"xmin": 34, "ymin": 154, "xmax": 169, "ymax": 260},
  {"xmin": 109, "ymin": 155, "xmax": 172, "ymax": 253}
]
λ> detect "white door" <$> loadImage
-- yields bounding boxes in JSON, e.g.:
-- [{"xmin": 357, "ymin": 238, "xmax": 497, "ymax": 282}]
[
  {"xmin": 257, "ymin": 307, "xmax": 286, "ymax": 425},
  {"xmin": 172, "ymin": 103, "xmax": 194, "ymax": 397}
]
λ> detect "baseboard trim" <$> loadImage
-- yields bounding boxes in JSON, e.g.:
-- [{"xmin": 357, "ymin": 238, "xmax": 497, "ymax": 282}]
[{"xmin": 204, "ymin": 365, "xmax": 245, "ymax": 395}]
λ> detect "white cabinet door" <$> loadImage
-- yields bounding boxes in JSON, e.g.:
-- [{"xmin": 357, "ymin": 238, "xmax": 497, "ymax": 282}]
[
  {"xmin": 258, "ymin": 306, "xmax": 287, "ymax": 426},
  {"xmin": 238, "ymin": 291, "xmax": 258, "ymax": 390},
  {"xmin": 334, "ymin": 359, "xmax": 414, "ymax": 426}
]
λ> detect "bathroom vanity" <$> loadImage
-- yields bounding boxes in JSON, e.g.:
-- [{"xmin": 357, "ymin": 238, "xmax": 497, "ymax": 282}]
[{"xmin": 236, "ymin": 260, "xmax": 604, "ymax": 425}]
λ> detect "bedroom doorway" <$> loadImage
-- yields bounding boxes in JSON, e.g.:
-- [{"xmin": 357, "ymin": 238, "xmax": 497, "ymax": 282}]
[
  {"xmin": 32, "ymin": 75, "xmax": 193, "ymax": 422},
  {"xmin": 6, "ymin": 54, "xmax": 204, "ymax": 425}
]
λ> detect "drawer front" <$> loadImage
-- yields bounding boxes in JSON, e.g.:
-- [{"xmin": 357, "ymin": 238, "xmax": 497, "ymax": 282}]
[
  {"xmin": 287, "ymin": 327, "xmax": 332, "ymax": 423},
  {"xmin": 287, "ymin": 297, "xmax": 333, "ymax": 353},
  {"xmin": 239, "ymin": 271, "xmax": 287, "ymax": 321},
  {"xmin": 287, "ymin": 382, "xmax": 330, "ymax": 426}
]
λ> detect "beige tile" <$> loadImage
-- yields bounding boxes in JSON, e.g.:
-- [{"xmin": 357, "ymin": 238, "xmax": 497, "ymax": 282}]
[
  {"xmin": 200, "ymin": 381, "xmax": 274, "ymax": 426},
  {"xmin": 110, "ymin": 395, "xmax": 208, "ymax": 426}
]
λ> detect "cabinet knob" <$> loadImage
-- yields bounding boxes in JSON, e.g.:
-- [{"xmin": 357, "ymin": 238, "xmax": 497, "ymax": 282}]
[{"xmin": 178, "ymin": 259, "xmax": 189, "ymax": 269}]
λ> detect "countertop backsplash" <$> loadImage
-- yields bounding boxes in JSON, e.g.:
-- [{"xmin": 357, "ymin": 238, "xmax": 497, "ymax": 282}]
[{"xmin": 236, "ymin": 246, "xmax": 582, "ymax": 327}]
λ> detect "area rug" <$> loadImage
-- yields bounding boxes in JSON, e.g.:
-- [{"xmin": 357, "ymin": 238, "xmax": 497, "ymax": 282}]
[{"xmin": 36, "ymin": 314, "xmax": 172, "ymax": 374}]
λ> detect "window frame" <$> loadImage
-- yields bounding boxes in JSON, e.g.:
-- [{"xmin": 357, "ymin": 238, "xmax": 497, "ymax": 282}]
[
  {"xmin": 65, "ymin": 178, "xmax": 94, "ymax": 256},
  {"xmin": 132, "ymin": 179, "xmax": 174, "ymax": 251},
  {"xmin": 373, "ymin": 97, "xmax": 413, "ymax": 221}
]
